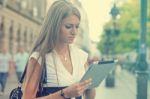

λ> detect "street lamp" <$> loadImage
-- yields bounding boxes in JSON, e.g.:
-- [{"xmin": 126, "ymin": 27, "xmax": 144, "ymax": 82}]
[
  {"xmin": 110, "ymin": 3, "xmax": 120, "ymax": 54},
  {"xmin": 110, "ymin": 3, "xmax": 120, "ymax": 20},
  {"xmin": 136, "ymin": 0, "xmax": 148, "ymax": 99},
  {"xmin": 105, "ymin": 3, "xmax": 120, "ymax": 87}
]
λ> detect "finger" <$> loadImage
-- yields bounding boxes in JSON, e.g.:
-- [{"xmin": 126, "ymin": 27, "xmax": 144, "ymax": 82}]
[
  {"xmin": 78, "ymin": 90, "xmax": 84, "ymax": 96},
  {"xmin": 82, "ymin": 82, "xmax": 91, "ymax": 91},
  {"xmin": 79, "ymin": 85, "xmax": 90, "ymax": 95},
  {"xmin": 77, "ymin": 89, "xmax": 85, "ymax": 96},
  {"xmin": 80, "ymin": 79, "xmax": 91, "ymax": 86},
  {"xmin": 80, "ymin": 78, "xmax": 92, "ymax": 87},
  {"xmin": 77, "ymin": 81, "xmax": 92, "ymax": 92}
]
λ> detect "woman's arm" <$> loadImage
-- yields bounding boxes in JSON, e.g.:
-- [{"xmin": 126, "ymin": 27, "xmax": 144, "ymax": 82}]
[
  {"xmin": 22, "ymin": 58, "xmax": 92, "ymax": 99},
  {"xmin": 22, "ymin": 58, "xmax": 43, "ymax": 99}
]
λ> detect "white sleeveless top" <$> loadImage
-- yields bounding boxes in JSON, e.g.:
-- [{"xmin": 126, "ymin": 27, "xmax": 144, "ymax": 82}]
[{"xmin": 29, "ymin": 45, "xmax": 88, "ymax": 87}]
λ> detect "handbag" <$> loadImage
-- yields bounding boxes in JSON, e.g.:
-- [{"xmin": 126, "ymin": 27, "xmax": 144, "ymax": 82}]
[
  {"xmin": 9, "ymin": 57, "xmax": 47, "ymax": 99},
  {"xmin": 9, "ymin": 86, "xmax": 22, "ymax": 99}
]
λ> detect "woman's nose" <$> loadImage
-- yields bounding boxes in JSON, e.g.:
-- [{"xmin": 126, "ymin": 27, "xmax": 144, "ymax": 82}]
[{"xmin": 71, "ymin": 27, "xmax": 77, "ymax": 35}]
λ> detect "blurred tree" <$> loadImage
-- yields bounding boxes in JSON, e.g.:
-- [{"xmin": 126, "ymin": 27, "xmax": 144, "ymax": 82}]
[{"xmin": 98, "ymin": 0, "xmax": 150, "ymax": 54}]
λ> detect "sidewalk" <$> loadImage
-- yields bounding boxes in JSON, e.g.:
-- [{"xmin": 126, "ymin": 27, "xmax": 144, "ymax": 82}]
[
  {"xmin": 0, "ymin": 71, "xmax": 18, "ymax": 99},
  {"xmin": 95, "ymin": 66, "xmax": 150, "ymax": 99},
  {"xmin": 0, "ymin": 66, "xmax": 150, "ymax": 99}
]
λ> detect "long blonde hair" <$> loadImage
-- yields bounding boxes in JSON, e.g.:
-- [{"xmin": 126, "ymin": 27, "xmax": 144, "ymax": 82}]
[
  {"xmin": 31, "ymin": 0, "xmax": 81, "ymax": 56},
  {"xmin": 22, "ymin": 1, "xmax": 81, "ymax": 91}
]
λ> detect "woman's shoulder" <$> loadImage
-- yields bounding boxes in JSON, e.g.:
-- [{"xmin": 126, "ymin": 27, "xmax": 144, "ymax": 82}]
[
  {"xmin": 30, "ymin": 51, "xmax": 40, "ymax": 58},
  {"xmin": 29, "ymin": 51, "xmax": 53, "ymax": 66},
  {"xmin": 30, "ymin": 51, "xmax": 53, "ymax": 59},
  {"xmin": 29, "ymin": 51, "xmax": 42, "ymax": 65}
]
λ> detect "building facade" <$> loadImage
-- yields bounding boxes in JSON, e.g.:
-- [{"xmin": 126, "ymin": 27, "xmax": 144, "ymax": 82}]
[
  {"xmin": 0, "ymin": 0, "xmax": 92, "ymax": 56},
  {"xmin": 0, "ymin": 0, "xmax": 46, "ymax": 55}
]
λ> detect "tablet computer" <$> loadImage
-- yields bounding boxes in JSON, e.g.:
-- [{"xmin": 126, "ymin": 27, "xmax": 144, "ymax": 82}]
[{"xmin": 80, "ymin": 60, "xmax": 118, "ymax": 89}]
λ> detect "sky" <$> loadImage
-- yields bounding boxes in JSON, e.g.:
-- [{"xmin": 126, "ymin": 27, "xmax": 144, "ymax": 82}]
[{"xmin": 80, "ymin": 0, "xmax": 113, "ymax": 42}]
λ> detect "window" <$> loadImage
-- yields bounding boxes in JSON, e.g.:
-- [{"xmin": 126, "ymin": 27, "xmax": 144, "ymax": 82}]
[
  {"xmin": 24, "ymin": 29, "xmax": 27, "ymax": 49},
  {"xmin": 17, "ymin": 25, "xmax": 21, "ymax": 46},
  {"xmin": 9, "ymin": 20, "xmax": 14, "ymax": 54},
  {"xmin": 0, "ymin": 16, "xmax": 4, "ymax": 50},
  {"xmin": 0, "ymin": 16, "xmax": 4, "ymax": 39}
]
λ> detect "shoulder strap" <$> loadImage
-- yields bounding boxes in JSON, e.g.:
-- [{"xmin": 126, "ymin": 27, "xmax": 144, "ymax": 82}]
[
  {"xmin": 19, "ymin": 65, "xmax": 27, "ymax": 83},
  {"xmin": 19, "ymin": 56, "xmax": 47, "ymax": 84}
]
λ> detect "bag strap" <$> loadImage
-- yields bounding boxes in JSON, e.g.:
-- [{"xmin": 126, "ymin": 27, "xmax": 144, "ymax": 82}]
[
  {"xmin": 19, "ymin": 65, "xmax": 27, "ymax": 83},
  {"xmin": 19, "ymin": 55, "xmax": 47, "ymax": 84}
]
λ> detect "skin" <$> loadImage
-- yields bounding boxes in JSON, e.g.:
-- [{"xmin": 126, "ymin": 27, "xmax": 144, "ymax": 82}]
[
  {"xmin": 57, "ymin": 15, "xmax": 95, "ymax": 99},
  {"xmin": 22, "ymin": 15, "xmax": 95, "ymax": 99},
  {"xmin": 59, "ymin": 15, "xmax": 79, "ymax": 44},
  {"xmin": 55, "ymin": 15, "xmax": 80, "ymax": 75}
]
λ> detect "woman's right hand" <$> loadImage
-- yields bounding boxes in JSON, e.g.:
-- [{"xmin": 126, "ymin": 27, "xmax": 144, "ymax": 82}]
[{"xmin": 63, "ymin": 79, "xmax": 92, "ymax": 98}]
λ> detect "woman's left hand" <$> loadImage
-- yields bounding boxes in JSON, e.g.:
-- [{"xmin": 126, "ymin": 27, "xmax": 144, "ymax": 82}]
[{"xmin": 62, "ymin": 79, "xmax": 92, "ymax": 98}]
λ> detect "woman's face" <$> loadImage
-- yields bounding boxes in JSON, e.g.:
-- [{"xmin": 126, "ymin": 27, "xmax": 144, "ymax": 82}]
[{"xmin": 59, "ymin": 15, "xmax": 80, "ymax": 44}]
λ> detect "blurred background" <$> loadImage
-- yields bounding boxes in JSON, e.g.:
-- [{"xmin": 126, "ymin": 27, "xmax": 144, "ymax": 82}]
[{"xmin": 0, "ymin": 0, "xmax": 150, "ymax": 99}]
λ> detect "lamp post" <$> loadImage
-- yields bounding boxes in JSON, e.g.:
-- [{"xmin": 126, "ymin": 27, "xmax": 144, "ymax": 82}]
[
  {"xmin": 105, "ymin": 3, "xmax": 120, "ymax": 87},
  {"xmin": 110, "ymin": 3, "xmax": 120, "ymax": 55},
  {"xmin": 136, "ymin": 0, "xmax": 148, "ymax": 99},
  {"xmin": 110, "ymin": 3, "xmax": 120, "ymax": 21}
]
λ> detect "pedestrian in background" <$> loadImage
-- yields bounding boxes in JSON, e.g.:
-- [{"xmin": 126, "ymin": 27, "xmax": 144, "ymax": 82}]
[
  {"xmin": 0, "ymin": 47, "xmax": 11, "ymax": 95},
  {"xmin": 15, "ymin": 45, "xmax": 29, "ymax": 81},
  {"xmin": 22, "ymin": 0, "xmax": 95, "ymax": 99}
]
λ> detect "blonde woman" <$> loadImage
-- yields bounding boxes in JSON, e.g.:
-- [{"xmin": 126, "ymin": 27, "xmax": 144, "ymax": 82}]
[{"xmin": 22, "ymin": 0, "xmax": 95, "ymax": 99}]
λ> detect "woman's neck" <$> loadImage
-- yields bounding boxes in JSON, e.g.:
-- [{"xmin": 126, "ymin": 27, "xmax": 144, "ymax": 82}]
[{"xmin": 55, "ymin": 43, "xmax": 69, "ymax": 54}]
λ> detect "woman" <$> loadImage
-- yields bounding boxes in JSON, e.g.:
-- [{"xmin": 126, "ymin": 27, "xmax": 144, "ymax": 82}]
[{"xmin": 22, "ymin": 0, "xmax": 95, "ymax": 99}]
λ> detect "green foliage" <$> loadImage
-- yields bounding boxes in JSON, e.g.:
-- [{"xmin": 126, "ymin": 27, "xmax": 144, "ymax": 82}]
[{"xmin": 97, "ymin": 0, "xmax": 150, "ymax": 54}]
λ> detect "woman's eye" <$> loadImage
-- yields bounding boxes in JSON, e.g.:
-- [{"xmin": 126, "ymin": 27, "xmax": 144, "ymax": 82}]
[{"xmin": 65, "ymin": 25, "xmax": 72, "ymax": 29}]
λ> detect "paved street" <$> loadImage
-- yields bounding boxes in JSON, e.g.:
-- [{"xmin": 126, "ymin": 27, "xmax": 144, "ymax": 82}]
[
  {"xmin": 0, "ymin": 66, "xmax": 150, "ymax": 99},
  {"xmin": 0, "ymin": 71, "xmax": 18, "ymax": 99},
  {"xmin": 95, "ymin": 66, "xmax": 150, "ymax": 99}
]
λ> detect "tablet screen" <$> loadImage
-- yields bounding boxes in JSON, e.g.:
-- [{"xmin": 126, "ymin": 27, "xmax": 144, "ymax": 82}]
[{"xmin": 80, "ymin": 60, "xmax": 117, "ymax": 89}]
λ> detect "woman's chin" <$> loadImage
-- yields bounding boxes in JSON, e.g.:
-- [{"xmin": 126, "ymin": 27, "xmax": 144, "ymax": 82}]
[{"xmin": 68, "ymin": 40, "xmax": 74, "ymax": 44}]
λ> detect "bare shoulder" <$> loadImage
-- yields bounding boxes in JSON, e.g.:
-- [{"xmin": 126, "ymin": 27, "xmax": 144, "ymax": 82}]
[{"xmin": 26, "ymin": 57, "xmax": 42, "ymax": 74}]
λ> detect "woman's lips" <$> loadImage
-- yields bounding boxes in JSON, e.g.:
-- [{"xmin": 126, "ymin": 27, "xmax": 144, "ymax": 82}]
[{"xmin": 69, "ymin": 36, "xmax": 75, "ymax": 40}]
